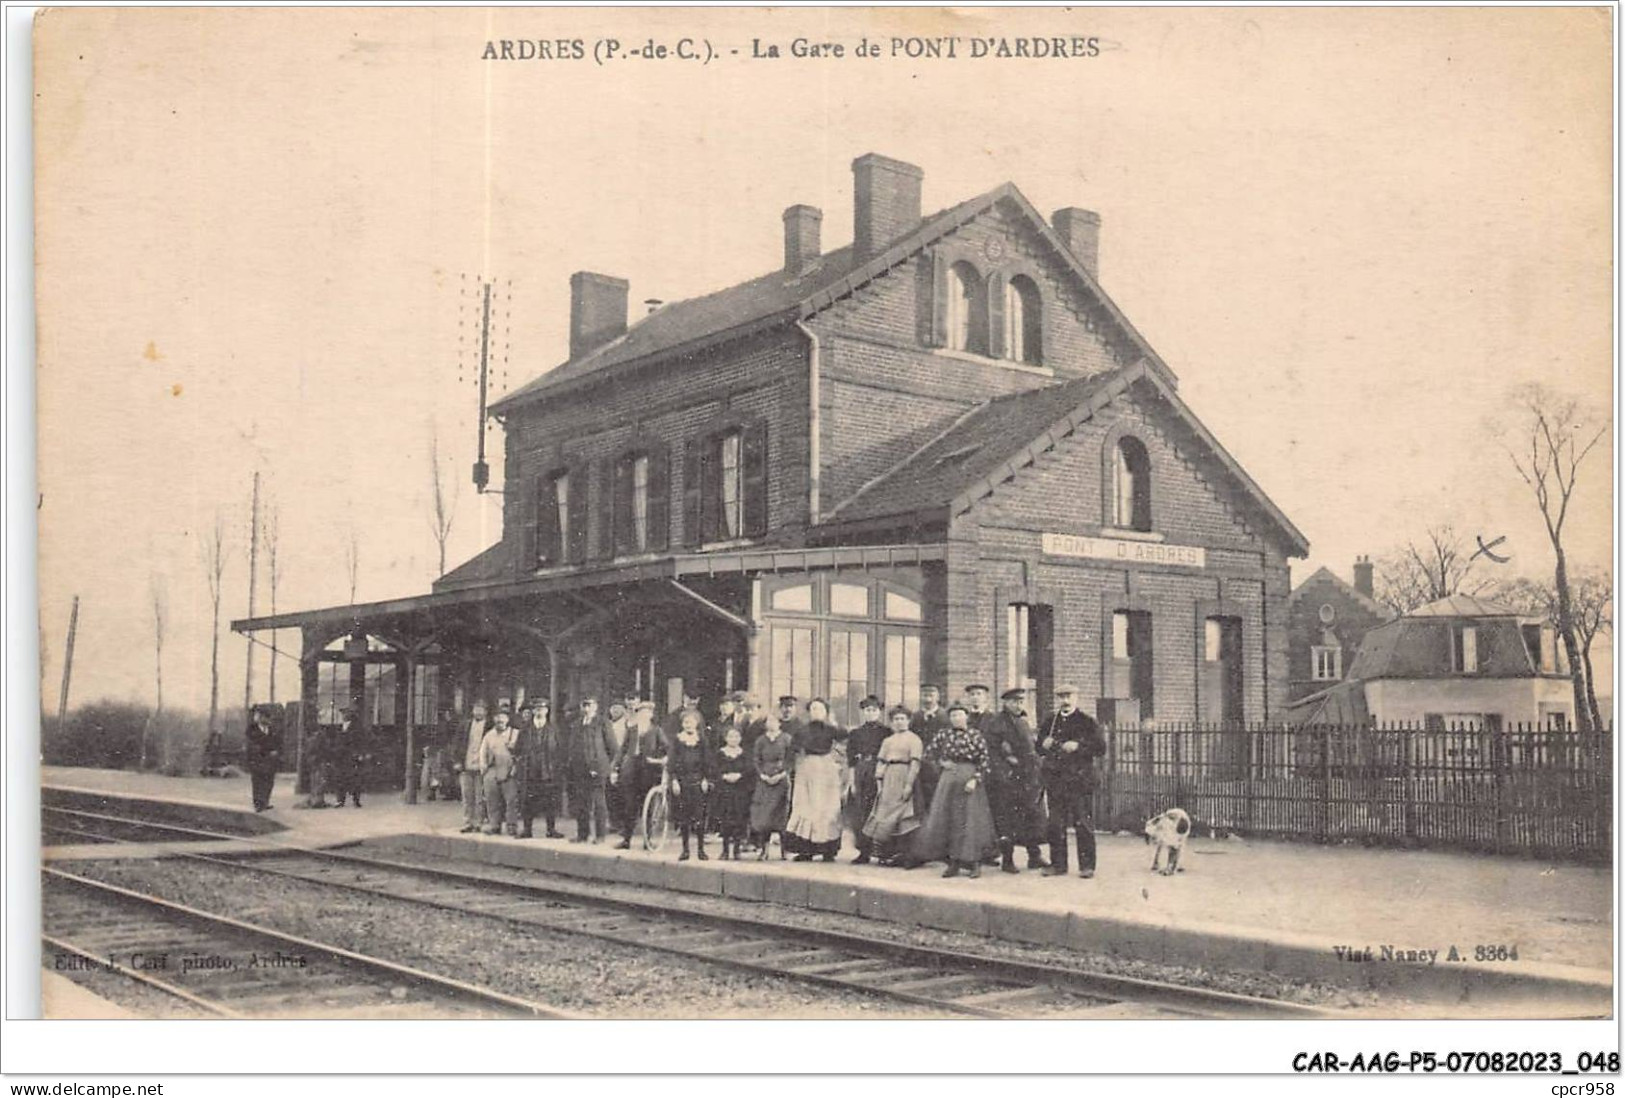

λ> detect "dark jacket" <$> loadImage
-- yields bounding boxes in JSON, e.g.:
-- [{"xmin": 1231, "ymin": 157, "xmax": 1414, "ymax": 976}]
[
  {"xmin": 1036, "ymin": 708, "xmax": 1107, "ymax": 791},
  {"xmin": 668, "ymin": 735, "xmax": 714, "ymax": 788},
  {"xmin": 910, "ymin": 708, "xmax": 950, "ymax": 753},
  {"xmin": 980, "ymin": 709, "xmax": 1040, "ymax": 789},
  {"xmin": 245, "ymin": 719, "xmax": 282, "ymax": 773},
  {"xmin": 565, "ymin": 714, "xmax": 615, "ymax": 780},
  {"xmin": 612, "ymin": 721, "xmax": 667, "ymax": 786},
  {"xmin": 516, "ymin": 720, "xmax": 563, "ymax": 784}
]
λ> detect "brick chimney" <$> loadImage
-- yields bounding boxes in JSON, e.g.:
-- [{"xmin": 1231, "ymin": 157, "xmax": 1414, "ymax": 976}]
[
  {"xmin": 1052, "ymin": 208, "xmax": 1102, "ymax": 279},
  {"xmin": 783, "ymin": 204, "xmax": 822, "ymax": 275},
  {"xmin": 852, "ymin": 153, "xmax": 923, "ymax": 260},
  {"xmin": 568, "ymin": 271, "xmax": 628, "ymax": 361},
  {"xmin": 1353, "ymin": 555, "xmax": 1374, "ymax": 598}
]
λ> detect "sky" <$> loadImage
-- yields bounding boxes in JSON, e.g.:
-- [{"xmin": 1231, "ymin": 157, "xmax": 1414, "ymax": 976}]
[{"xmin": 32, "ymin": 7, "xmax": 1614, "ymax": 712}]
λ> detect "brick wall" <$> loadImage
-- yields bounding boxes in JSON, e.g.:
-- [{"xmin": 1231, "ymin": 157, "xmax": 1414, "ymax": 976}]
[
  {"xmin": 942, "ymin": 388, "xmax": 1298, "ymax": 722},
  {"xmin": 810, "ymin": 199, "xmax": 1130, "ymax": 517},
  {"xmin": 500, "ymin": 329, "xmax": 810, "ymax": 556},
  {"xmin": 1286, "ymin": 570, "xmax": 1390, "ymax": 702}
]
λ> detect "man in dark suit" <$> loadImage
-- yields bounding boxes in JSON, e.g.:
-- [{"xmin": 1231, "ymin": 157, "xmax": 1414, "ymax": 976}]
[
  {"xmin": 775, "ymin": 695, "xmax": 805, "ymax": 748},
  {"xmin": 982, "ymin": 687, "xmax": 1049, "ymax": 872},
  {"xmin": 910, "ymin": 684, "xmax": 949, "ymax": 807},
  {"xmin": 565, "ymin": 695, "xmax": 615, "ymax": 842},
  {"xmin": 244, "ymin": 706, "xmax": 282, "ymax": 812},
  {"xmin": 610, "ymin": 700, "xmax": 666, "ymax": 849},
  {"xmin": 1037, "ymin": 684, "xmax": 1107, "ymax": 878}
]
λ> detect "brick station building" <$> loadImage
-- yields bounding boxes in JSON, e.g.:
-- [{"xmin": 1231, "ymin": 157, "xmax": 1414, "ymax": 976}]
[{"xmin": 234, "ymin": 152, "xmax": 1309, "ymax": 793}]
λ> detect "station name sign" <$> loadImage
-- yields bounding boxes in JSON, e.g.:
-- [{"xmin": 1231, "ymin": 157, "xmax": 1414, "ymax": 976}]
[{"xmin": 1040, "ymin": 532, "xmax": 1206, "ymax": 569}]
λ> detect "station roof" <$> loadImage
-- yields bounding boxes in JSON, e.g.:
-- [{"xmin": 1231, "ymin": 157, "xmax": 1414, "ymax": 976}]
[
  {"xmin": 488, "ymin": 181, "xmax": 1178, "ymax": 413},
  {"xmin": 231, "ymin": 542, "xmax": 947, "ymax": 643}
]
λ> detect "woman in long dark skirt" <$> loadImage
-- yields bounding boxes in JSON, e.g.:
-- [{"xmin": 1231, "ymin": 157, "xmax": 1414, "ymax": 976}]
[
  {"xmin": 748, "ymin": 714, "xmax": 793, "ymax": 859},
  {"xmin": 905, "ymin": 700, "xmax": 994, "ymax": 878}
]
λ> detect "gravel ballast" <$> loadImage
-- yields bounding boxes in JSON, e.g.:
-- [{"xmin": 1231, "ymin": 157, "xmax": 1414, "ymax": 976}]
[{"xmin": 49, "ymin": 857, "xmax": 955, "ymax": 1019}]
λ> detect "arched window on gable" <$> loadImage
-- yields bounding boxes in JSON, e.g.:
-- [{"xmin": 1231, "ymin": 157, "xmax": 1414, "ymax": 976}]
[
  {"xmin": 946, "ymin": 261, "xmax": 986, "ymax": 355},
  {"xmin": 1005, "ymin": 275, "xmax": 1042, "ymax": 365},
  {"xmin": 1113, "ymin": 436, "xmax": 1152, "ymax": 532}
]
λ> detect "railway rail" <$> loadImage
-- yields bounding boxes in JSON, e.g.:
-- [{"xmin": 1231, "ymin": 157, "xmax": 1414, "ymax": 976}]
[
  {"xmin": 43, "ymin": 803, "xmax": 1336, "ymax": 1020},
  {"xmin": 42, "ymin": 865, "xmax": 577, "ymax": 1019}
]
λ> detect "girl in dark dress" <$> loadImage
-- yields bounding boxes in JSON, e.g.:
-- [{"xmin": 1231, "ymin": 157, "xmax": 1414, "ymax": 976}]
[
  {"xmin": 713, "ymin": 725, "xmax": 755, "ymax": 859},
  {"xmin": 669, "ymin": 709, "xmax": 714, "ymax": 862},
  {"xmin": 748, "ymin": 715, "xmax": 793, "ymax": 859}
]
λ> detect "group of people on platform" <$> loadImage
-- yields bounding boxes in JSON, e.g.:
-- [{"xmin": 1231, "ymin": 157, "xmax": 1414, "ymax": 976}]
[
  {"xmin": 430, "ymin": 680, "xmax": 1107, "ymax": 880},
  {"xmin": 299, "ymin": 708, "xmax": 370, "ymax": 810}
]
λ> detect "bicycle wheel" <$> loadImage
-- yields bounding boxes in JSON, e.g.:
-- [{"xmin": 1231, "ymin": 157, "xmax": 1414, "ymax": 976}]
[{"xmin": 642, "ymin": 786, "xmax": 670, "ymax": 852}]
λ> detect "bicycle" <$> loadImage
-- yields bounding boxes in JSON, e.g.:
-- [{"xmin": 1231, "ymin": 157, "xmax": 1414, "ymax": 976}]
[{"xmin": 641, "ymin": 764, "xmax": 671, "ymax": 852}]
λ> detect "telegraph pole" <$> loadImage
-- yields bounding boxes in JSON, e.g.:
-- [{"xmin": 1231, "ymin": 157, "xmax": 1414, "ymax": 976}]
[
  {"xmin": 57, "ymin": 596, "xmax": 79, "ymax": 729},
  {"xmin": 472, "ymin": 280, "xmax": 492, "ymax": 491}
]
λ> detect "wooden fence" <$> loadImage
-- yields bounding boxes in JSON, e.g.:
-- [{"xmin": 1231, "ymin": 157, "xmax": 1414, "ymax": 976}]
[{"xmin": 1095, "ymin": 721, "xmax": 1612, "ymax": 862}]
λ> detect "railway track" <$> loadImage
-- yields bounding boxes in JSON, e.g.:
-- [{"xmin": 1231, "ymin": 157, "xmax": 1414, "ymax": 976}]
[
  {"xmin": 43, "ymin": 804, "xmax": 1336, "ymax": 1020},
  {"xmin": 43, "ymin": 806, "xmax": 222, "ymax": 847},
  {"xmin": 42, "ymin": 866, "xmax": 577, "ymax": 1019}
]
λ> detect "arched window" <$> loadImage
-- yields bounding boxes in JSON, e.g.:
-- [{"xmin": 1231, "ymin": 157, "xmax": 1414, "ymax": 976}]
[
  {"xmin": 947, "ymin": 261, "xmax": 985, "ymax": 354},
  {"xmin": 1005, "ymin": 275, "xmax": 1042, "ymax": 365},
  {"xmin": 1114, "ymin": 436, "xmax": 1151, "ymax": 532}
]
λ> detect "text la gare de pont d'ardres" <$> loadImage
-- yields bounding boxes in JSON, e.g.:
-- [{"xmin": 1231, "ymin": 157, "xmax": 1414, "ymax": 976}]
[{"xmin": 482, "ymin": 34, "xmax": 1104, "ymax": 66}]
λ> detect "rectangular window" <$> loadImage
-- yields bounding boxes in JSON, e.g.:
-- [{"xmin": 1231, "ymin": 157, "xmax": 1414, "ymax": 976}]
[
  {"xmin": 828, "ymin": 629, "xmax": 870, "ymax": 729},
  {"xmin": 1202, "ymin": 616, "xmax": 1243, "ymax": 723},
  {"xmin": 317, "ymin": 662, "xmax": 350, "ymax": 725},
  {"xmin": 537, "ymin": 470, "xmax": 570, "ymax": 567},
  {"xmin": 631, "ymin": 454, "xmax": 650, "ymax": 550},
  {"xmin": 411, "ymin": 664, "xmax": 440, "ymax": 726},
  {"xmin": 1452, "ymin": 625, "xmax": 1479, "ymax": 673},
  {"xmin": 720, "ymin": 431, "xmax": 742, "ymax": 538},
  {"xmin": 1110, "ymin": 610, "xmax": 1154, "ymax": 718},
  {"xmin": 770, "ymin": 626, "xmax": 815, "ymax": 709},
  {"xmin": 1006, "ymin": 604, "xmax": 1031, "ymax": 694},
  {"xmin": 1311, "ymin": 645, "xmax": 1342, "ymax": 681},
  {"xmin": 553, "ymin": 472, "xmax": 571, "ymax": 560},
  {"xmin": 884, "ymin": 634, "xmax": 921, "ymax": 711},
  {"xmin": 364, "ymin": 662, "xmax": 397, "ymax": 726}
]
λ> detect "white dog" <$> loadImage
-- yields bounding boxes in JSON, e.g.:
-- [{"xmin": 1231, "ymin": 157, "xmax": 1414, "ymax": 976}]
[{"xmin": 1143, "ymin": 808, "xmax": 1192, "ymax": 875}]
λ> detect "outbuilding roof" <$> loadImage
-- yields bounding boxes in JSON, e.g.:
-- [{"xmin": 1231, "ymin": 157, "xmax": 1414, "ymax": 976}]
[{"xmin": 822, "ymin": 359, "xmax": 1312, "ymax": 556}]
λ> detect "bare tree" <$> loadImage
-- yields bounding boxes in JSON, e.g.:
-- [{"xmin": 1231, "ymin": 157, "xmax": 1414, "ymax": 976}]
[
  {"xmin": 1498, "ymin": 383, "xmax": 1608, "ymax": 732},
  {"xmin": 143, "ymin": 574, "xmax": 167, "ymax": 769},
  {"xmin": 428, "ymin": 425, "xmax": 459, "ymax": 578},
  {"xmin": 244, "ymin": 471, "xmax": 261, "ymax": 715},
  {"xmin": 343, "ymin": 522, "xmax": 360, "ymax": 605},
  {"xmin": 264, "ymin": 500, "xmax": 284, "ymax": 704},
  {"xmin": 1501, "ymin": 568, "xmax": 1612, "ymax": 730},
  {"xmin": 200, "ymin": 513, "xmax": 230, "ymax": 738},
  {"xmin": 1374, "ymin": 524, "xmax": 1498, "ymax": 614}
]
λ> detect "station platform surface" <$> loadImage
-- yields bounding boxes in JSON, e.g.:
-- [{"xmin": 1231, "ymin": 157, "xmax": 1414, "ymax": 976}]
[{"xmin": 40, "ymin": 765, "xmax": 1614, "ymax": 1010}]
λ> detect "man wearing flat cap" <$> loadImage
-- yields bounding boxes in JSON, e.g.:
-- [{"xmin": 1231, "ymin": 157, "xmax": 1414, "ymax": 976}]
[
  {"xmin": 776, "ymin": 695, "xmax": 806, "ymax": 749},
  {"xmin": 611, "ymin": 700, "xmax": 666, "ymax": 849},
  {"xmin": 244, "ymin": 705, "xmax": 282, "ymax": 812},
  {"xmin": 910, "ymin": 685, "xmax": 949, "ymax": 808},
  {"xmin": 980, "ymin": 687, "xmax": 1049, "ymax": 872},
  {"xmin": 1037, "ymin": 685, "xmax": 1107, "ymax": 877},
  {"xmin": 565, "ymin": 694, "xmax": 616, "ymax": 842}
]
